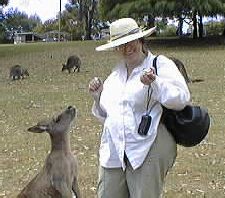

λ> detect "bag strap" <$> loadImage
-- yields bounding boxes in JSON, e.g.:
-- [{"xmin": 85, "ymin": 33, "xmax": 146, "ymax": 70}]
[
  {"xmin": 151, "ymin": 55, "xmax": 168, "ymax": 119},
  {"xmin": 152, "ymin": 55, "xmax": 159, "ymax": 75}
]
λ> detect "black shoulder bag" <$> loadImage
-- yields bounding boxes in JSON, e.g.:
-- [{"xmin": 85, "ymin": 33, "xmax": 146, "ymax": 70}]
[{"xmin": 153, "ymin": 56, "xmax": 210, "ymax": 147}]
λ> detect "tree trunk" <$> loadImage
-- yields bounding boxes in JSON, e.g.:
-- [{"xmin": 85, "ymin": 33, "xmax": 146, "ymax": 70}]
[
  {"xmin": 198, "ymin": 14, "xmax": 203, "ymax": 38},
  {"xmin": 84, "ymin": 12, "xmax": 91, "ymax": 40},
  {"xmin": 78, "ymin": 0, "xmax": 83, "ymax": 21},
  {"xmin": 177, "ymin": 16, "xmax": 183, "ymax": 36},
  {"xmin": 84, "ymin": 1, "xmax": 97, "ymax": 40},
  {"xmin": 192, "ymin": 11, "xmax": 198, "ymax": 39}
]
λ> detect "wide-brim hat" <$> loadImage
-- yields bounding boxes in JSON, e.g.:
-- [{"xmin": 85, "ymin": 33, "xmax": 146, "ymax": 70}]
[{"xmin": 96, "ymin": 18, "xmax": 156, "ymax": 51}]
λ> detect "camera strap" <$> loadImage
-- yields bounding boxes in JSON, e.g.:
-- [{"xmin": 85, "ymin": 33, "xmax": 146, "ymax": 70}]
[
  {"xmin": 146, "ymin": 86, "xmax": 157, "ymax": 114},
  {"xmin": 146, "ymin": 56, "xmax": 159, "ymax": 114},
  {"xmin": 146, "ymin": 86, "xmax": 152, "ymax": 112}
]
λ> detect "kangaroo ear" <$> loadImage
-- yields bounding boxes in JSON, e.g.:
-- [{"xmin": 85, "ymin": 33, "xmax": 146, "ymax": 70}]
[{"xmin": 27, "ymin": 124, "xmax": 49, "ymax": 133}]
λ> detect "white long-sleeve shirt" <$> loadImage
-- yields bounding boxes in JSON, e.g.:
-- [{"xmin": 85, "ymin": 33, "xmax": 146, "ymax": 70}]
[{"xmin": 92, "ymin": 52, "xmax": 190, "ymax": 170}]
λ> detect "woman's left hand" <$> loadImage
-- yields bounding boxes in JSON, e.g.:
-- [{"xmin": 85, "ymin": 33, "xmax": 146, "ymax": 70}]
[{"xmin": 140, "ymin": 68, "xmax": 156, "ymax": 85}]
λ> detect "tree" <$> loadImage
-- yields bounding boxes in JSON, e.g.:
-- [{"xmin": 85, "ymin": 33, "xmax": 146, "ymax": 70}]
[
  {"xmin": 40, "ymin": 19, "xmax": 58, "ymax": 32},
  {"xmin": 189, "ymin": 0, "xmax": 225, "ymax": 38},
  {"xmin": 0, "ymin": 0, "xmax": 8, "ymax": 6},
  {"xmin": 221, "ymin": 0, "xmax": 225, "ymax": 36},
  {"xmin": 0, "ymin": 0, "xmax": 8, "ymax": 22},
  {"xmin": 33, "ymin": 2, "xmax": 83, "ymax": 41},
  {"xmin": 67, "ymin": 0, "xmax": 98, "ymax": 40},
  {"xmin": 60, "ymin": 8, "xmax": 84, "ymax": 40},
  {"xmin": 1, "ymin": 8, "xmax": 41, "ymax": 42},
  {"xmin": 0, "ymin": 0, "xmax": 9, "ymax": 42},
  {"xmin": 161, "ymin": 0, "xmax": 225, "ymax": 38},
  {"xmin": 99, "ymin": 0, "xmax": 225, "ymax": 38},
  {"xmin": 4, "ymin": 8, "xmax": 41, "ymax": 32},
  {"xmin": 99, "ymin": 0, "xmax": 158, "ymax": 27}
]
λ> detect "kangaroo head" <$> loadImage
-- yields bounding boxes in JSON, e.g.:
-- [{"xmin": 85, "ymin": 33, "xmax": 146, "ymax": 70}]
[{"xmin": 28, "ymin": 106, "xmax": 76, "ymax": 135}]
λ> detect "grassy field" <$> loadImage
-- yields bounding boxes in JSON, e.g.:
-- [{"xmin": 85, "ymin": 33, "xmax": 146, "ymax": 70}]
[{"xmin": 0, "ymin": 39, "xmax": 224, "ymax": 198}]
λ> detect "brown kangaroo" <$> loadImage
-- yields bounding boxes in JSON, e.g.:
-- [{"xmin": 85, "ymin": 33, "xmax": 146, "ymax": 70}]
[
  {"xmin": 169, "ymin": 57, "xmax": 191, "ymax": 84},
  {"xmin": 9, "ymin": 65, "xmax": 29, "ymax": 80},
  {"xmin": 17, "ymin": 106, "xmax": 80, "ymax": 198},
  {"xmin": 62, "ymin": 55, "xmax": 81, "ymax": 73},
  {"xmin": 169, "ymin": 57, "xmax": 204, "ymax": 84}
]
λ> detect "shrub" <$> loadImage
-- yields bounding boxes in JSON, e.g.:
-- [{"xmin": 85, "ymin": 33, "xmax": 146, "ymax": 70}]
[
  {"xmin": 204, "ymin": 21, "xmax": 224, "ymax": 36},
  {"xmin": 158, "ymin": 24, "xmax": 177, "ymax": 37}
]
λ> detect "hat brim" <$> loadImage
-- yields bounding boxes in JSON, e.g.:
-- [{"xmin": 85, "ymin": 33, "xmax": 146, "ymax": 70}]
[{"xmin": 96, "ymin": 27, "xmax": 156, "ymax": 51}]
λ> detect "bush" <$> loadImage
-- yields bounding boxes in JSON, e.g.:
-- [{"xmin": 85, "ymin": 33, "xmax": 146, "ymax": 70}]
[
  {"xmin": 204, "ymin": 21, "xmax": 225, "ymax": 36},
  {"xmin": 0, "ymin": 24, "xmax": 8, "ymax": 43},
  {"xmin": 158, "ymin": 25, "xmax": 177, "ymax": 37}
]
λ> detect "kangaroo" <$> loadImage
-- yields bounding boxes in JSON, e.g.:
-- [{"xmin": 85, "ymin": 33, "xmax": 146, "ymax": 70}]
[
  {"xmin": 9, "ymin": 65, "xmax": 29, "ymax": 80},
  {"xmin": 62, "ymin": 55, "xmax": 81, "ymax": 73},
  {"xmin": 17, "ymin": 106, "xmax": 80, "ymax": 198},
  {"xmin": 169, "ymin": 57, "xmax": 191, "ymax": 84}
]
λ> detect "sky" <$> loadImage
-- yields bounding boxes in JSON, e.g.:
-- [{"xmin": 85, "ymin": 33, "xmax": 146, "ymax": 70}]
[{"xmin": 5, "ymin": 0, "xmax": 68, "ymax": 22}]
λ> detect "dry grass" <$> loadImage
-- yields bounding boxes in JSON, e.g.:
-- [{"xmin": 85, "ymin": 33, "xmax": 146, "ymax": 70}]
[{"xmin": 0, "ymin": 39, "xmax": 224, "ymax": 198}]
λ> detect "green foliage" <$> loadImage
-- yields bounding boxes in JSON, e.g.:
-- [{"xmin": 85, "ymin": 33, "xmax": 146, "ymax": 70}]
[
  {"xmin": 99, "ymin": 0, "xmax": 157, "ymax": 20},
  {"xmin": 156, "ymin": 18, "xmax": 168, "ymax": 30},
  {"xmin": 205, "ymin": 20, "xmax": 225, "ymax": 35},
  {"xmin": 70, "ymin": 23, "xmax": 85, "ymax": 40},
  {"xmin": 154, "ymin": 1, "xmax": 176, "ymax": 17},
  {"xmin": 98, "ymin": 0, "xmax": 225, "ymax": 39},
  {"xmin": 38, "ymin": 19, "xmax": 58, "ymax": 32},
  {"xmin": 191, "ymin": 0, "xmax": 225, "ymax": 15},
  {"xmin": 0, "ymin": 23, "xmax": 7, "ymax": 43},
  {"xmin": 0, "ymin": 0, "xmax": 8, "ymax": 6},
  {"xmin": 99, "ymin": 0, "xmax": 125, "ymax": 19},
  {"xmin": 60, "ymin": 9, "xmax": 84, "ymax": 40},
  {"xmin": 99, "ymin": 0, "xmax": 224, "ymax": 40},
  {"xmin": 158, "ymin": 24, "xmax": 177, "ymax": 37},
  {"xmin": 4, "ymin": 8, "xmax": 41, "ymax": 32},
  {"xmin": 99, "ymin": 0, "xmax": 225, "ymax": 22},
  {"xmin": 32, "ymin": 4, "xmax": 84, "ymax": 41},
  {"xmin": 66, "ymin": 0, "xmax": 98, "ymax": 39}
]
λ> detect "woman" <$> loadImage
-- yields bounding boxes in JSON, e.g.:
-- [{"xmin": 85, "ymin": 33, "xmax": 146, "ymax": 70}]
[{"xmin": 88, "ymin": 18, "xmax": 190, "ymax": 198}]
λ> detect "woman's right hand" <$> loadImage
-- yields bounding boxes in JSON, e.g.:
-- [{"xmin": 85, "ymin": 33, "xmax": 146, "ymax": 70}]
[{"xmin": 88, "ymin": 77, "xmax": 103, "ymax": 101}]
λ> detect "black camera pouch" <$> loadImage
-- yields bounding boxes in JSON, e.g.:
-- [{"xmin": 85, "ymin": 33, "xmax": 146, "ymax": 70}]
[{"xmin": 138, "ymin": 114, "xmax": 152, "ymax": 136}]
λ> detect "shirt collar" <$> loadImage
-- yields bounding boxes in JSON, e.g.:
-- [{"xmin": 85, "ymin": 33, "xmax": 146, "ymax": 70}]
[{"xmin": 132, "ymin": 51, "xmax": 153, "ymax": 73}]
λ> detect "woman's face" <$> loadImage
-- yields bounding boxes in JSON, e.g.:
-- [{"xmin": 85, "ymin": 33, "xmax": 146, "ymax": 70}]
[{"xmin": 116, "ymin": 39, "xmax": 143, "ymax": 63}]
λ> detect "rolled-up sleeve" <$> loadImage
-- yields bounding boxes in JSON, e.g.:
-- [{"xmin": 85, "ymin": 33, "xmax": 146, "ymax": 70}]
[{"xmin": 151, "ymin": 55, "xmax": 191, "ymax": 110}]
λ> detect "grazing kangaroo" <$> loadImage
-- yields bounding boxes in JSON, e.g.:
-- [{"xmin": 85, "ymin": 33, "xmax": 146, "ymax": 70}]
[
  {"xmin": 169, "ymin": 57, "xmax": 204, "ymax": 83},
  {"xmin": 9, "ymin": 65, "xmax": 29, "ymax": 80},
  {"xmin": 17, "ymin": 106, "xmax": 80, "ymax": 198},
  {"xmin": 169, "ymin": 57, "xmax": 191, "ymax": 84},
  {"xmin": 62, "ymin": 55, "xmax": 81, "ymax": 73}
]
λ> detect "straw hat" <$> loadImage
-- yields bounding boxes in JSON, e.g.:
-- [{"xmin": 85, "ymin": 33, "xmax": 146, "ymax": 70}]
[{"xmin": 96, "ymin": 18, "xmax": 156, "ymax": 51}]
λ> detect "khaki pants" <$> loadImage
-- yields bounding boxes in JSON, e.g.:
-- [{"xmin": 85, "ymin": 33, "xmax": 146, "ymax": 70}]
[{"xmin": 97, "ymin": 123, "xmax": 177, "ymax": 198}]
